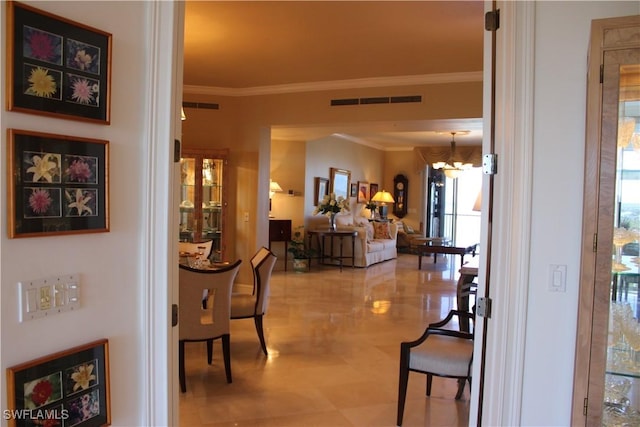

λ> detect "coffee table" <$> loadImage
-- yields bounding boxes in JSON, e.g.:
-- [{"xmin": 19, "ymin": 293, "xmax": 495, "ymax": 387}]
[{"xmin": 416, "ymin": 243, "xmax": 478, "ymax": 269}]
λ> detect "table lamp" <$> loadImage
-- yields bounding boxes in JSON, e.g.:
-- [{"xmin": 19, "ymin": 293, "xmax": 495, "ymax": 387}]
[{"xmin": 371, "ymin": 190, "xmax": 395, "ymax": 219}]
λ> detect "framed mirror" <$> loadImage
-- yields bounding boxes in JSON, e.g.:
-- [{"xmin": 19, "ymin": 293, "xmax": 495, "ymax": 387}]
[{"xmin": 329, "ymin": 168, "xmax": 351, "ymax": 200}]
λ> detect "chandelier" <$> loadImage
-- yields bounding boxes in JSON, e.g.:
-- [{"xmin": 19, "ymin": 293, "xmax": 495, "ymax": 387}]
[{"xmin": 432, "ymin": 132, "xmax": 473, "ymax": 179}]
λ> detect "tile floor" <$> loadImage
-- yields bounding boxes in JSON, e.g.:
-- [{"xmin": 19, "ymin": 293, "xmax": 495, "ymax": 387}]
[{"xmin": 179, "ymin": 253, "xmax": 471, "ymax": 427}]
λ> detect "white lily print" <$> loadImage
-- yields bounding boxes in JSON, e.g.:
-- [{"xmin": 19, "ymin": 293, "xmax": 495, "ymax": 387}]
[
  {"xmin": 26, "ymin": 153, "xmax": 58, "ymax": 183},
  {"xmin": 67, "ymin": 189, "xmax": 93, "ymax": 216}
]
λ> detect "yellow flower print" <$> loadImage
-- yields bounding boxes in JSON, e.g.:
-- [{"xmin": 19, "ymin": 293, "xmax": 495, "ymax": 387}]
[
  {"xmin": 71, "ymin": 363, "xmax": 96, "ymax": 392},
  {"xmin": 27, "ymin": 67, "xmax": 56, "ymax": 98},
  {"xmin": 26, "ymin": 153, "xmax": 58, "ymax": 183}
]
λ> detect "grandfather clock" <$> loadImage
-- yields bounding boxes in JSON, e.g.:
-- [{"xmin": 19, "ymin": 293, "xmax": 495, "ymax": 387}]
[{"xmin": 393, "ymin": 174, "xmax": 408, "ymax": 218}]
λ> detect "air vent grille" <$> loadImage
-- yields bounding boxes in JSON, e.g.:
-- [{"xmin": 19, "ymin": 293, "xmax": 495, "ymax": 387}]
[
  {"xmin": 182, "ymin": 101, "xmax": 219, "ymax": 110},
  {"xmin": 330, "ymin": 95, "xmax": 422, "ymax": 106}
]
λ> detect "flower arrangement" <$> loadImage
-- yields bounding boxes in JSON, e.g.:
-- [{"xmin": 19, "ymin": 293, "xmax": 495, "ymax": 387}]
[
  {"xmin": 288, "ymin": 227, "xmax": 315, "ymax": 259},
  {"xmin": 365, "ymin": 200, "xmax": 377, "ymax": 211},
  {"xmin": 313, "ymin": 193, "xmax": 350, "ymax": 216}
]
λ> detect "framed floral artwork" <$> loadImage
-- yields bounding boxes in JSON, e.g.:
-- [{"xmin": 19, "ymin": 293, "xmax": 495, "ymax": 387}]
[
  {"xmin": 8, "ymin": 129, "xmax": 110, "ymax": 238},
  {"xmin": 6, "ymin": 339, "xmax": 110, "ymax": 427},
  {"xmin": 7, "ymin": 1, "xmax": 112, "ymax": 123}
]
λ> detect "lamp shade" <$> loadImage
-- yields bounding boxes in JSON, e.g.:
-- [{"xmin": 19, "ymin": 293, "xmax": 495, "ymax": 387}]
[
  {"xmin": 371, "ymin": 190, "xmax": 395, "ymax": 204},
  {"xmin": 269, "ymin": 180, "xmax": 283, "ymax": 198}
]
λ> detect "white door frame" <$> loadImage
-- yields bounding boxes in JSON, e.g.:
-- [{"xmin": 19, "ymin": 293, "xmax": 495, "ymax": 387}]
[
  {"xmin": 143, "ymin": 1, "xmax": 184, "ymax": 425},
  {"xmin": 469, "ymin": 1, "xmax": 534, "ymax": 425}
]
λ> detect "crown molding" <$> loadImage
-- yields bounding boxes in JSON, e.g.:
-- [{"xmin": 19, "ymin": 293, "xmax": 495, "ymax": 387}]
[{"xmin": 183, "ymin": 71, "xmax": 483, "ymax": 97}]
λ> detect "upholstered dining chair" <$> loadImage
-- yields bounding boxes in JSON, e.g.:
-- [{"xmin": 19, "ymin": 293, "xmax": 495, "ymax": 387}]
[
  {"xmin": 230, "ymin": 247, "xmax": 277, "ymax": 355},
  {"xmin": 397, "ymin": 309, "xmax": 475, "ymax": 426},
  {"xmin": 178, "ymin": 259, "xmax": 241, "ymax": 393}
]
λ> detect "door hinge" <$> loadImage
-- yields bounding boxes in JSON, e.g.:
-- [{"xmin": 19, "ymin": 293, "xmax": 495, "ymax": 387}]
[
  {"xmin": 172, "ymin": 304, "xmax": 178, "ymax": 327},
  {"xmin": 477, "ymin": 297, "xmax": 492, "ymax": 318},
  {"xmin": 593, "ymin": 233, "xmax": 598, "ymax": 252},
  {"xmin": 483, "ymin": 154, "xmax": 498, "ymax": 175},
  {"xmin": 485, "ymin": 10, "xmax": 500, "ymax": 32},
  {"xmin": 174, "ymin": 139, "xmax": 181, "ymax": 163},
  {"xmin": 600, "ymin": 64, "xmax": 604, "ymax": 84},
  {"xmin": 583, "ymin": 397, "xmax": 588, "ymax": 416}
]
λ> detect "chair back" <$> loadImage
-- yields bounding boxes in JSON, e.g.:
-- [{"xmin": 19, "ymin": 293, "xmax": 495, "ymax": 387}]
[
  {"xmin": 179, "ymin": 240, "xmax": 213, "ymax": 259},
  {"xmin": 250, "ymin": 247, "xmax": 277, "ymax": 315},
  {"xmin": 179, "ymin": 260, "xmax": 241, "ymax": 341}
]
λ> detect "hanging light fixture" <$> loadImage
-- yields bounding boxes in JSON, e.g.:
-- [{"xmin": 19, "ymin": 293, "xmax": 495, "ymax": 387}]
[{"xmin": 432, "ymin": 132, "xmax": 473, "ymax": 179}]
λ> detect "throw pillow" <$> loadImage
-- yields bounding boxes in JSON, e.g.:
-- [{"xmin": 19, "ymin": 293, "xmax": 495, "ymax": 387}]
[
  {"xmin": 365, "ymin": 223, "xmax": 374, "ymax": 241},
  {"xmin": 404, "ymin": 223, "xmax": 415, "ymax": 234},
  {"xmin": 336, "ymin": 214, "xmax": 353, "ymax": 227},
  {"xmin": 373, "ymin": 221, "xmax": 391, "ymax": 239}
]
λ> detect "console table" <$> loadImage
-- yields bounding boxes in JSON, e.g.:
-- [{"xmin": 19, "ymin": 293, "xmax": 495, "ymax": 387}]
[
  {"xmin": 269, "ymin": 219, "xmax": 291, "ymax": 271},
  {"xmin": 307, "ymin": 229, "xmax": 357, "ymax": 271}
]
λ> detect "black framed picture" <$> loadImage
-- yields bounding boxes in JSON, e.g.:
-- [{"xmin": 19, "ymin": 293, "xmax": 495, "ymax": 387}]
[
  {"xmin": 8, "ymin": 129, "xmax": 110, "ymax": 238},
  {"xmin": 7, "ymin": 1, "xmax": 112, "ymax": 124},
  {"xmin": 6, "ymin": 339, "xmax": 111, "ymax": 427}
]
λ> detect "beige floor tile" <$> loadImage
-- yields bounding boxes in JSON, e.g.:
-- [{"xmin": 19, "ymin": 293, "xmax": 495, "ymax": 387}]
[{"xmin": 179, "ymin": 253, "xmax": 472, "ymax": 426}]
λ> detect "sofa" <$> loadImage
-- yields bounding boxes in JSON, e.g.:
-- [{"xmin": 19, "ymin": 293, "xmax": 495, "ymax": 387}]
[{"xmin": 307, "ymin": 213, "xmax": 398, "ymax": 267}]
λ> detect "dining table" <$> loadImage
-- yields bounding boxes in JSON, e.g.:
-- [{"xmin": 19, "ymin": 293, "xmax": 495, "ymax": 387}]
[{"xmin": 456, "ymin": 257, "xmax": 479, "ymax": 332}]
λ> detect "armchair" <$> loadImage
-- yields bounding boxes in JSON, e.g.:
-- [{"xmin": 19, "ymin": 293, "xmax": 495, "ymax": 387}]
[{"xmin": 397, "ymin": 309, "xmax": 475, "ymax": 426}]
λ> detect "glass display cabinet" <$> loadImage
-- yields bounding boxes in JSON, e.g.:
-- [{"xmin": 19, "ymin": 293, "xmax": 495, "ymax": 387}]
[
  {"xmin": 573, "ymin": 16, "xmax": 640, "ymax": 426},
  {"xmin": 179, "ymin": 149, "xmax": 228, "ymax": 261}
]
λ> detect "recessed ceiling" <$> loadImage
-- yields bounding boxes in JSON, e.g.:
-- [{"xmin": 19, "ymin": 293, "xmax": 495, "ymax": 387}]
[{"xmin": 183, "ymin": 1, "xmax": 485, "ymax": 149}]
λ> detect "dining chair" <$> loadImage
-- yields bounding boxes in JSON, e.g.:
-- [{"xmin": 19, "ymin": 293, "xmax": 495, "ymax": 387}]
[
  {"xmin": 178, "ymin": 259, "xmax": 241, "ymax": 392},
  {"xmin": 397, "ymin": 309, "xmax": 475, "ymax": 426},
  {"xmin": 230, "ymin": 247, "xmax": 277, "ymax": 355}
]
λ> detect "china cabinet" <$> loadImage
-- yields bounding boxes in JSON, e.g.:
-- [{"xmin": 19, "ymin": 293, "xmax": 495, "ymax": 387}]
[
  {"xmin": 572, "ymin": 16, "xmax": 640, "ymax": 426},
  {"xmin": 179, "ymin": 149, "xmax": 228, "ymax": 261}
]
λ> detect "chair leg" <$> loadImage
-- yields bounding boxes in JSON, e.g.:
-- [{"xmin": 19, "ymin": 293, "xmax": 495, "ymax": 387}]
[
  {"xmin": 254, "ymin": 315, "xmax": 268, "ymax": 355},
  {"xmin": 397, "ymin": 344, "xmax": 410, "ymax": 426},
  {"xmin": 179, "ymin": 341, "xmax": 186, "ymax": 393},
  {"xmin": 222, "ymin": 334, "xmax": 232, "ymax": 383},
  {"xmin": 455, "ymin": 378, "xmax": 466, "ymax": 400},
  {"xmin": 426, "ymin": 373, "xmax": 433, "ymax": 396},
  {"xmin": 206, "ymin": 339, "xmax": 213, "ymax": 364}
]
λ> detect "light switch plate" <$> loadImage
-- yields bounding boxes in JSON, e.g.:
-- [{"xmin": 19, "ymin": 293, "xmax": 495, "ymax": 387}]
[
  {"xmin": 548, "ymin": 264, "xmax": 567, "ymax": 292},
  {"xmin": 19, "ymin": 274, "xmax": 80, "ymax": 322}
]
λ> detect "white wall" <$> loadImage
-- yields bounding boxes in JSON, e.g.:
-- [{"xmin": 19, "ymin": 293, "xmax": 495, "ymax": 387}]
[
  {"xmin": 0, "ymin": 2, "xmax": 175, "ymax": 425},
  {"xmin": 522, "ymin": 1, "xmax": 638, "ymax": 425}
]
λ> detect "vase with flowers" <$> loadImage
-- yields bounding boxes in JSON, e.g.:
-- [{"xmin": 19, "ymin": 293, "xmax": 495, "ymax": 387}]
[
  {"xmin": 313, "ymin": 193, "xmax": 350, "ymax": 230},
  {"xmin": 365, "ymin": 200, "xmax": 378, "ymax": 219}
]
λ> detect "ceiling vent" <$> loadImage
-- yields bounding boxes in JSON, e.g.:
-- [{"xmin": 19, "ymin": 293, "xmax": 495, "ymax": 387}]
[
  {"xmin": 330, "ymin": 95, "xmax": 421, "ymax": 106},
  {"xmin": 182, "ymin": 101, "xmax": 219, "ymax": 110}
]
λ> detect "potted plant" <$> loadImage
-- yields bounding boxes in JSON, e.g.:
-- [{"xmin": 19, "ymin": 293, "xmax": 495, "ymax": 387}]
[{"xmin": 288, "ymin": 228, "xmax": 315, "ymax": 272}]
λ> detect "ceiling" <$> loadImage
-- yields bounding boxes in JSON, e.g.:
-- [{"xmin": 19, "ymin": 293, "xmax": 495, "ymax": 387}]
[{"xmin": 183, "ymin": 1, "xmax": 485, "ymax": 150}]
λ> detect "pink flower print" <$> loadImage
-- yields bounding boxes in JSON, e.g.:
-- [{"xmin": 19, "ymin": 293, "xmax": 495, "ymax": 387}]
[
  {"xmin": 29, "ymin": 189, "xmax": 52, "ymax": 215},
  {"xmin": 70, "ymin": 78, "xmax": 94, "ymax": 104},
  {"xmin": 28, "ymin": 31, "xmax": 56, "ymax": 62},
  {"xmin": 66, "ymin": 159, "xmax": 92, "ymax": 182}
]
